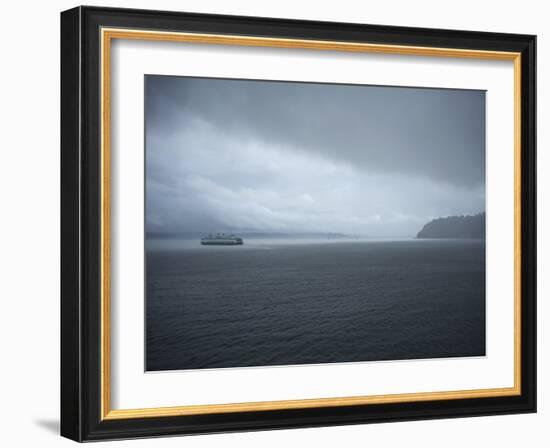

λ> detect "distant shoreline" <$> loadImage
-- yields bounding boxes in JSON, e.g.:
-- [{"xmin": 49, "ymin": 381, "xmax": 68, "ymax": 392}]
[{"xmin": 417, "ymin": 213, "xmax": 485, "ymax": 239}]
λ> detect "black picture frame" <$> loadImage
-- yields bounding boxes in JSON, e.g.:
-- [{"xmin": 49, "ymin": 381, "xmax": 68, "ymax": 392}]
[{"xmin": 61, "ymin": 5, "xmax": 536, "ymax": 442}]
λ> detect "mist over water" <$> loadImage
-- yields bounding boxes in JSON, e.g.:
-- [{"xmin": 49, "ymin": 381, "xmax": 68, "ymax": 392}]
[
  {"xmin": 146, "ymin": 239, "xmax": 485, "ymax": 371},
  {"xmin": 146, "ymin": 236, "xmax": 414, "ymax": 251}
]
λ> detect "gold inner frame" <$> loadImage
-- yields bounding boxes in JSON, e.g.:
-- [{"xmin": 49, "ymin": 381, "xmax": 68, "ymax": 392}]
[{"xmin": 100, "ymin": 27, "xmax": 522, "ymax": 420}]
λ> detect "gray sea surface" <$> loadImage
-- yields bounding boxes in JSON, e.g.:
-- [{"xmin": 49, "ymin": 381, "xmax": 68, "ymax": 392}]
[{"xmin": 146, "ymin": 238, "xmax": 485, "ymax": 371}]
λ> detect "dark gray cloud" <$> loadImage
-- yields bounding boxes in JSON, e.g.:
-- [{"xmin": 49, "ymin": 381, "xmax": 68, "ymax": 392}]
[{"xmin": 146, "ymin": 75, "xmax": 485, "ymax": 236}]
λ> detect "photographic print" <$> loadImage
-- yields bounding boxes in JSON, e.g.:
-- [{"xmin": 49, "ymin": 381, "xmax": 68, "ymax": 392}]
[{"xmin": 145, "ymin": 75, "xmax": 486, "ymax": 372}]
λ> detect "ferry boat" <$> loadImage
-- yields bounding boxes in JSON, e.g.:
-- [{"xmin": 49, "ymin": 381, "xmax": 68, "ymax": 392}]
[{"xmin": 200, "ymin": 233, "xmax": 244, "ymax": 246}]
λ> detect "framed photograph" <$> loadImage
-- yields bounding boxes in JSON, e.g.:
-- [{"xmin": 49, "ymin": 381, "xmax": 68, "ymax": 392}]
[{"xmin": 60, "ymin": 6, "xmax": 536, "ymax": 442}]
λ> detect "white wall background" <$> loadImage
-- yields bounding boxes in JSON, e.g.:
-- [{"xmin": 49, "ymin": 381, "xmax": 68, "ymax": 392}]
[{"xmin": 0, "ymin": 0, "xmax": 546, "ymax": 446}]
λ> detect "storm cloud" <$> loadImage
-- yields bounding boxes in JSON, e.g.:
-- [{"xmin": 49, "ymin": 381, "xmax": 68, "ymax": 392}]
[{"xmin": 145, "ymin": 76, "xmax": 485, "ymax": 237}]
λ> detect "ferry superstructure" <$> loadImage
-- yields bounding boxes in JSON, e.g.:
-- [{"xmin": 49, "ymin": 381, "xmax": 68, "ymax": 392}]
[{"xmin": 200, "ymin": 233, "xmax": 244, "ymax": 246}]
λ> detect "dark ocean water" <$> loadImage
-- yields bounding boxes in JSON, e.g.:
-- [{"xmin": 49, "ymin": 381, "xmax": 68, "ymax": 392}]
[{"xmin": 146, "ymin": 239, "xmax": 485, "ymax": 371}]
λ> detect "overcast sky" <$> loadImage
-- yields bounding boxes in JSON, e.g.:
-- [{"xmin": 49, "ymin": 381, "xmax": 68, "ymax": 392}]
[{"xmin": 145, "ymin": 76, "xmax": 485, "ymax": 237}]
